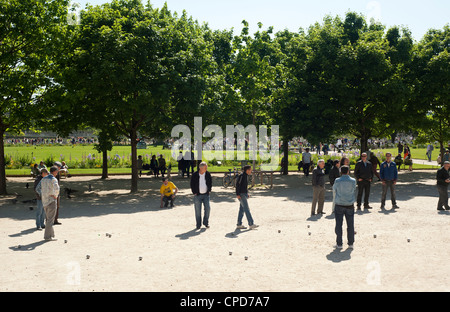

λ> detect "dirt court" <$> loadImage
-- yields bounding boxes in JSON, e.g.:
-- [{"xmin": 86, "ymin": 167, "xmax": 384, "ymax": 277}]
[{"xmin": 1, "ymin": 170, "xmax": 449, "ymax": 292}]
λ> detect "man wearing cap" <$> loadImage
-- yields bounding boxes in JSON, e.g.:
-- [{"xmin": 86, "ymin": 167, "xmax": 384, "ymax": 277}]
[
  {"xmin": 436, "ymin": 161, "xmax": 450, "ymax": 211},
  {"xmin": 442, "ymin": 150, "xmax": 450, "ymax": 165},
  {"xmin": 311, "ymin": 159, "xmax": 326, "ymax": 216},
  {"xmin": 380, "ymin": 153, "xmax": 399, "ymax": 210},
  {"xmin": 36, "ymin": 166, "xmax": 60, "ymax": 241}
]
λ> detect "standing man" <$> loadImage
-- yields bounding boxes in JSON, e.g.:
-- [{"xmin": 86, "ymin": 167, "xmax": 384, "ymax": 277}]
[
  {"xmin": 397, "ymin": 142, "xmax": 403, "ymax": 156},
  {"xmin": 333, "ymin": 166, "xmax": 356, "ymax": 249},
  {"xmin": 329, "ymin": 160, "xmax": 341, "ymax": 214},
  {"xmin": 53, "ymin": 162, "xmax": 62, "ymax": 225},
  {"xmin": 34, "ymin": 168, "xmax": 48, "ymax": 230},
  {"xmin": 160, "ymin": 178, "xmax": 178, "ymax": 208},
  {"xmin": 302, "ymin": 148, "xmax": 312, "ymax": 177},
  {"xmin": 36, "ymin": 166, "xmax": 60, "ymax": 241},
  {"xmin": 370, "ymin": 152, "xmax": 381, "ymax": 181},
  {"xmin": 380, "ymin": 153, "xmax": 400, "ymax": 210},
  {"xmin": 158, "ymin": 154, "xmax": 167, "ymax": 178},
  {"xmin": 436, "ymin": 161, "xmax": 450, "ymax": 211},
  {"xmin": 426, "ymin": 143, "xmax": 434, "ymax": 162},
  {"xmin": 190, "ymin": 162, "xmax": 212, "ymax": 230},
  {"xmin": 442, "ymin": 150, "xmax": 450, "ymax": 165},
  {"xmin": 235, "ymin": 165, "xmax": 259, "ymax": 230},
  {"xmin": 311, "ymin": 159, "xmax": 326, "ymax": 216},
  {"xmin": 354, "ymin": 153, "xmax": 373, "ymax": 210}
]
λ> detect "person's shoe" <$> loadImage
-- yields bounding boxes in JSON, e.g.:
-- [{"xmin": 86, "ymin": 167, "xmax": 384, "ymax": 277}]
[
  {"xmin": 204, "ymin": 225, "xmax": 210, "ymax": 229},
  {"xmin": 236, "ymin": 225, "xmax": 247, "ymax": 229},
  {"xmin": 334, "ymin": 244, "xmax": 343, "ymax": 249},
  {"xmin": 364, "ymin": 206, "xmax": 373, "ymax": 209},
  {"xmin": 445, "ymin": 207, "xmax": 450, "ymax": 211},
  {"xmin": 348, "ymin": 244, "xmax": 354, "ymax": 249},
  {"xmin": 319, "ymin": 211, "xmax": 326, "ymax": 214},
  {"xmin": 438, "ymin": 207, "xmax": 445, "ymax": 211},
  {"xmin": 392, "ymin": 205, "xmax": 399, "ymax": 209},
  {"xmin": 356, "ymin": 206, "xmax": 361, "ymax": 211},
  {"xmin": 380, "ymin": 205, "xmax": 385, "ymax": 210},
  {"xmin": 249, "ymin": 224, "xmax": 259, "ymax": 230},
  {"xmin": 45, "ymin": 238, "xmax": 57, "ymax": 242},
  {"xmin": 53, "ymin": 221, "xmax": 62, "ymax": 225}
]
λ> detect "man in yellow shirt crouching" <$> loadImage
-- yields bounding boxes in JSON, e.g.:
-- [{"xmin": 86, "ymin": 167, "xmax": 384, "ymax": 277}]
[{"xmin": 160, "ymin": 178, "xmax": 178, "ymax": 208}]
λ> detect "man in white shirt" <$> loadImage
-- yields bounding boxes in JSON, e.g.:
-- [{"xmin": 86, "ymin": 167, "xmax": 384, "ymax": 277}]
[
  {"xmin": 302, "ymin": 148, "xmax": 312, "ymax": 177},
  {"xmin": 190, "ymin": 162, "xmax": 213, "ymax": 230},
  {"xmin": 36, "ymin": 166, "xmax": 60, "ymax": 241}
]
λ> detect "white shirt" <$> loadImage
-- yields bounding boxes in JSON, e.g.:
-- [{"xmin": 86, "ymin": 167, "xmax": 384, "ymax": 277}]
[
  {"xmin": 199, "ymin": 172, "xmax": 208, "ymax": 194},
  {"xmin": 302, "ymin": 152, "xmax": 311, "ymax": 163},
  {"xmin": 36, "ymin": 175, "xmax": 60, "ymax": 207}
]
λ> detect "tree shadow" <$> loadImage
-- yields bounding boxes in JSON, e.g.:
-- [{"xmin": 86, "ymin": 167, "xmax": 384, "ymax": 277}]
[{"xmin": 1, "ymin": 171, "xmax": 444, "ymax": 222}]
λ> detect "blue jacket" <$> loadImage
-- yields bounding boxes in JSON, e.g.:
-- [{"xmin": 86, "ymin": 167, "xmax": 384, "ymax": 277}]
[
  {"xmin": 380, "ymin": 161, "xmax": 398, "ymax": 181},
  {"xmin": 333, "ymin": 175, "xmax": 356, "ymax": 206}
]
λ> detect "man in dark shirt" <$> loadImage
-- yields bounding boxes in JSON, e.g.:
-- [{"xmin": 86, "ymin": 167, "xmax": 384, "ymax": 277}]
[
  {"xmin": 235, "ymin": 165, "xmax": 259, "ymax": 230},
  {"xmin": 436, "ymin": 161, "xmax": 450, "ymax": 211},
  {"xmin": 311, "ymin": 159, "xmax": 326, "ymax": 216},
  {"xmin": 354, "ymin": 153, "xmax": 373, "ymax": 210}
]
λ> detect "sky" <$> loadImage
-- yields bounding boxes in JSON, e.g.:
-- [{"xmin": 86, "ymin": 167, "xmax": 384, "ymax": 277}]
[{"xmin": 73, "ymin": 0, "xmax": 450, "ymax": 41}]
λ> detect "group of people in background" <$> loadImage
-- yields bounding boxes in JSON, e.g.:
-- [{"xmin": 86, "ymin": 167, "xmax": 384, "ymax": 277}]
[{"xmin": 137, "ymin": 154, "xmax": 167, "ymax": 178}]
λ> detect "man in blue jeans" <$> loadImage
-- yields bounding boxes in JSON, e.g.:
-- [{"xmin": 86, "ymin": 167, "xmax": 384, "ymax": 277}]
[
  {"xmin": 33, "ymin": 168, "xmax": 48, "ymax": 230},
  {"xmin": 235, "ymin": 165, "xmax": 259, "ymax": 230},
  {"xmin": 332, "ymin": 166, "xmax": 356, "ymax": 249},
  {"xmin": 190, "ymin": 162, "xmax": 212, "ymax": 229}
]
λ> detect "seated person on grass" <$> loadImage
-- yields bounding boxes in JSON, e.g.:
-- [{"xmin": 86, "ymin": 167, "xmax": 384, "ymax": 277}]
[{"xmin": 160, "ymin": 177, "xmax": 178, "ymax": 208}]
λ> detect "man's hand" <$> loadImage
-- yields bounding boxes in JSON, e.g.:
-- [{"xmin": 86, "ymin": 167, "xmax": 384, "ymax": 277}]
[
  {"xmin": 237, "ymin": 195, "xmax": 241, "ymax": 200},
  {"xmin": 358, "ymin": 178, "xmax": 363, "ymax": 182},
  {"xmin": 382, "ymin": 181, "xmax": 386, "ymax": 185}
]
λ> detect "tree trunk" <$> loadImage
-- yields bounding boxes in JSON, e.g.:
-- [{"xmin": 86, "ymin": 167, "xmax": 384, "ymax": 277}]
[
  {"xmin": 0, "ymin": 128, "xmax": 7, "ymax": 195},
  {"xmin": 130, "ymin": 129, "xmax": 138, "ymax": 193},
  {"xmin": 439, "ymin": 141, "xmax": 445, "ymax": 165},
  {"xmin": 101, "ymin": 149, "xmax": 108, "ymax": 180},
  {"xmin": 360, "ymin": 132, "xmax": 369, "ymax": 157},
  {"xmin": 283, "ymin": 138, "xmax": 290, "ymax": 175}
]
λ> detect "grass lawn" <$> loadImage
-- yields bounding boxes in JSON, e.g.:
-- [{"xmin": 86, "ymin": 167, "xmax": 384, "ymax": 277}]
[{"xmin": 4, "ymin": 144, "xmax": 441, "ymax": 176}]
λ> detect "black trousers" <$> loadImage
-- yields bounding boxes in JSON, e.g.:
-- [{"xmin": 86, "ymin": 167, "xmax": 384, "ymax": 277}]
[
  {"xmin": 357, "ymin": 179, "xmax": 371, "ymax": 207},
  {"xmin": 437, "ymin": 184, "xmax": 449, "ymax": 210},
  {"xmin": 303, "ymin": 163, "xmax": 311, "ymax": 176}
]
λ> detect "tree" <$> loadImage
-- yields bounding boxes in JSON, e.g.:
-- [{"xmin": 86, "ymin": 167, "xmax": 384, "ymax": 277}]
[
  {"xmin": 48, "ymin": 0, "xmax": 215, "ymax": 192},
  {"xmin": 410, "ymin": 25, "xmax": 450, "ymax": 160},
  {"xmin": 0, "ymin": 0, "xmax": 70, "ymax": 194},
  {"xmin": 303, "ymin": 13, "xmax": 412, "ymax": 155}
]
